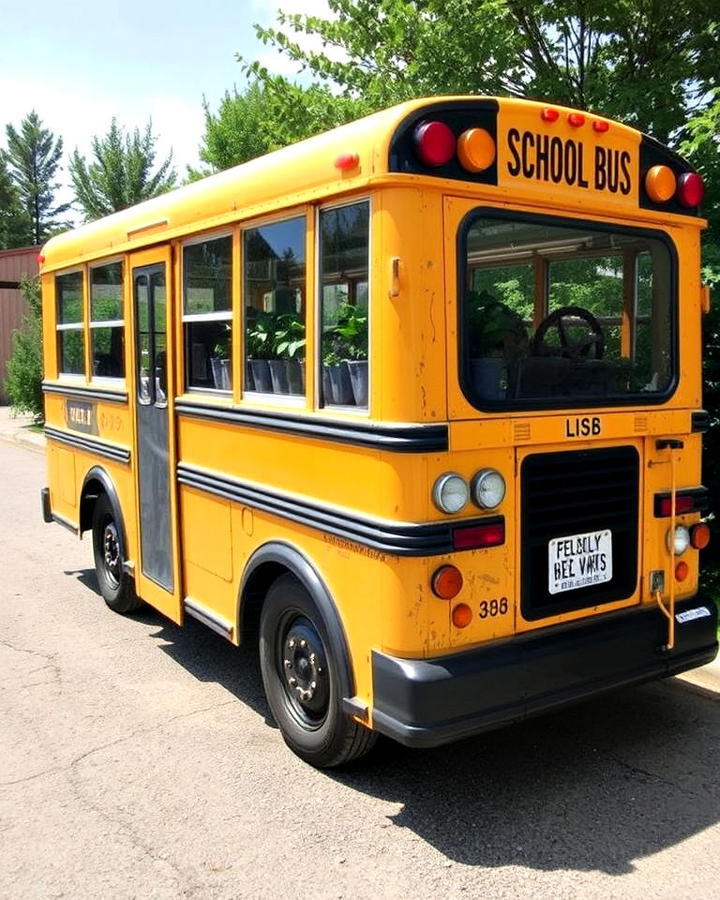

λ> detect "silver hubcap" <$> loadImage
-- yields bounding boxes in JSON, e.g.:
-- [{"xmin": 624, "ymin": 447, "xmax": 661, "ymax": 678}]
[{"xmin": 103, "ymin": 523, "xmax": 120, "ymax": 583}]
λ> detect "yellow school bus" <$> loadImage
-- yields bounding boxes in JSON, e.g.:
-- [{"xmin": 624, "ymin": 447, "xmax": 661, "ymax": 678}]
[{"xmin": 40, "ymin": 96, "xmax": 717, "ymax": 767}]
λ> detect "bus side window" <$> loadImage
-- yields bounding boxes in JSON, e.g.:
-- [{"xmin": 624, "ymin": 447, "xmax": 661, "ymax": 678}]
[
  {"xmin": 90, "ymin": 261, "xmax": 124, "ymax": 380},
  {"xmin": 318, "ymin": 201, "xmax": 370, "ymax": 409}
]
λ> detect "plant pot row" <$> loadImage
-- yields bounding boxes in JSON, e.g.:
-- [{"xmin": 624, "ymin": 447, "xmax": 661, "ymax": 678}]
[{"xmin": 217, "ymin": 357, "xmax": 368, "ymax": 406}]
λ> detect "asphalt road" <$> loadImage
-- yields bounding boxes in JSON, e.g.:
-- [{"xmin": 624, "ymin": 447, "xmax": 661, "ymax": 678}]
[{"xmin": 2, "ymin": 439, "xmax": 720, "ymax": 899}]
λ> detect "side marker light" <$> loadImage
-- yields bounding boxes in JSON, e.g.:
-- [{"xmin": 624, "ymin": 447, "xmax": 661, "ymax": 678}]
[{"xmin": 335, "ymin": 152, "xmax": 359, "ymax": 171}]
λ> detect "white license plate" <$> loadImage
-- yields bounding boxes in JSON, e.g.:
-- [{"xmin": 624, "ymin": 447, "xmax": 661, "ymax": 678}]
[{"xmin": 548, "ymin": 529, "xmax": 612, "ymax": 595}]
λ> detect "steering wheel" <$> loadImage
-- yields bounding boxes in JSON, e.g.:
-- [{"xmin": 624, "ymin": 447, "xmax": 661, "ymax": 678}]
[{"xmin": 531, "ymin": 306, "xmax": 605, "ymax": 360}]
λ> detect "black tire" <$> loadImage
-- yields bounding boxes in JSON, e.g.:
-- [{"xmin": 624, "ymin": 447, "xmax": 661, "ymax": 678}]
[
  {"xmin": 91, "ymin": 493, "xmax": 142, "ymax": 614},
  {"xmin": 259, "ymin": 574, "xmax": 377, "ymax": 768}
]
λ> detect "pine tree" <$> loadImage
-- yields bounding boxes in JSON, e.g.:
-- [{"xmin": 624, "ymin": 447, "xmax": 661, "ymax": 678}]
[
  {"xmin": 69, "ymin": 119, "xmax": 176, "ymax": 221},
  {"xmin": 0, "ymin": 155, "xmax": 29, "ymax": 249},
  {"xmin": 5, "ymin": 111, "xmax": 70, "ymax": 244}
]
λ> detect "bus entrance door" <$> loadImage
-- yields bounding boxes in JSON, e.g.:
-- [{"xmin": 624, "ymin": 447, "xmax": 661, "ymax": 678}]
[{"xmin": 130, "ymin": 249, "xmax": 182, "ymax": 623}]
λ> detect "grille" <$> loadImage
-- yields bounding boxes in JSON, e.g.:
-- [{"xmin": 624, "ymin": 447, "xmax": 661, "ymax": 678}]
[{"xmin": 521, "ymin": 446, "xmax": 639, "ymax": 620}]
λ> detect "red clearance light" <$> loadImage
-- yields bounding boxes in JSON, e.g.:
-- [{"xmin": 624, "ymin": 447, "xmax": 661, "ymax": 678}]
[
  {"xmin": 657, "ymin": 494, "xmax": 695, "ymax": 517},
  {"xmin": 568, "ymin": 112, "xmax": 586, "ymax": 127},
  {"xmin": 593, "ymin": 120, "xmax": 610, "ymax": 133},
  {"xmin": 541, "ymin": 107, "xmax": 559, "ymax": 122},
  {"xmin": 677, "ymin": 172, "xmax": 704, "ymax": 208},
  {"xmin": 452, "ymin": 519, "xmax": 505, "ymax": 551},
  {"xmin": 334, "ymin": 152, "xmax": 359, "ymax": 171},
  {"xmin": 414, "ymin": 120, "xmax": 455, "ymax": 167},
  {"xmin": 452, "ymin": 603, "xmax": 473, "ymax": 628},
  {"xmin": 36, "ymin": 254, "xmax": 45, "ymax": 264}
]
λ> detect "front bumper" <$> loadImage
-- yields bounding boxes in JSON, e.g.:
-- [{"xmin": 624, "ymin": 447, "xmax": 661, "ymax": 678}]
[{"xmin": 371, "ymin": 595, "xmax": 718, "ymax": 748}]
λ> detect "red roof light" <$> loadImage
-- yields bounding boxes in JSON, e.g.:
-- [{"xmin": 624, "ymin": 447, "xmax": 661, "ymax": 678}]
[
  {"xmin": 593, "ymin": 120, "xmax": 610, "ymax": 133},
  {"xmin": 568, "ymin": 113, "xmax": 586, "ymax": 127},
  {"xmin": 541, "ymin": 108, "xmax": 559, "ymax": 122},
  {"xmin": 414, "ymin": 120, "xmax": 456, "ymax": 167},
  {"xmin": 676, "ymin": 172, "xmax": 704, "ymax": 208}
]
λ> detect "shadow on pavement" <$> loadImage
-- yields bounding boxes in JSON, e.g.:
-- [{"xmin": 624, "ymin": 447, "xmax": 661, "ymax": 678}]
[{"xmin": 64, "ymin": 565, "xmax": 720, "ymax": 875}]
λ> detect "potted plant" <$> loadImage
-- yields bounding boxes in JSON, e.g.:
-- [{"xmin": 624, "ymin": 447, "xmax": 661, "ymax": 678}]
[
  {"xmin": 467, "ymin": 291, "xmax": 528, "ymax": 399},
  {"xmin": 246, "ymin": 313, "xmax": 275, "ymax": 393},
  {"xmin": 275, "ymin": 312, "xmax": 306, "ymax": 395},
  {"xmin": 323, "ymin": 302, "xmax": 368, "ymax": 406},
  {"xmin": 210, "ymin": 324, "xmax": 232, "ymax": 391}
]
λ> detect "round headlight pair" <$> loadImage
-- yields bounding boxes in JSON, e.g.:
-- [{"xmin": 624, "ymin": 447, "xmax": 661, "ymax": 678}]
[{"xmin": 432, "ymin": 468, "xmax": 506, "ymax": 514}]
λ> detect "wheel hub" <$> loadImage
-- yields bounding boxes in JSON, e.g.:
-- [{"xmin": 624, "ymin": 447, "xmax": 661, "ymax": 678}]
[
  {"xmin": 103, "ymin": 523, "xmax": 120, "ymax": 578},
  {"xmin": 281, "ymin": 619, "xmax": 329, "ymax": 717}
]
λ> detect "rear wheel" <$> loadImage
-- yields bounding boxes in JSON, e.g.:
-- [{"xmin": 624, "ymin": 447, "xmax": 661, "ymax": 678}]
[
  {"xmin": 259, "ymin": 574, "xmax": 376, "ymax": 768},
  {"xmin": 91, "ymin": 494, "xmax": 142, "ymax": 614}
]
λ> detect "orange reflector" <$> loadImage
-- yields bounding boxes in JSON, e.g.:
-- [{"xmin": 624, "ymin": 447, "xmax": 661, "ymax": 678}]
[
  {"xmin": 675, "ymin": 560, "xmax": 689, "ymax": 582},
  {"xmin": 593, "ymin": 119, "xmax": 610, "ymax": 133},
  {"xmin": 431, "ymin": 565, "xmax": 463, "ymax": 600},
  {"xmin": 645, "ymin": 165, "xmax": 676, "ymax": 203},
  {"xmin": 452, "ymin": 603, "xmax": 473, "ymax": 628},
  {"xmin": 335, "ymin": 152, "xmax": 359, "ymax": 171},
  {"xmin": 541, "ymin": 107, "xmax": 559, "ymax": 122},
  {"xmin": 457, "ymin": 128, "xmax": 496, "ymax": 173},
  {"xmin": 568, "ymin": 112, "xmax": 585, "ymax": 127},
  {"xmin": 690, "ymin": 522, "xmax": 710, "ymax": 549}
]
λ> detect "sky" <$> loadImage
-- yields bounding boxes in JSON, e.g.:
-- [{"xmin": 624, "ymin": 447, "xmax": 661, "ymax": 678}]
[{"xmin": 0, "ymin": 0, "xmax": 331, "ymax": 206}]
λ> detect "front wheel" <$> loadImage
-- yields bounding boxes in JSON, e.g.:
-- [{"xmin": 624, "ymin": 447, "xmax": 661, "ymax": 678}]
[
  {"xmin": 259, "ymin": 574, "xmax": 376, "ymax": 768},
  {"xmin": 91, "ymin": 494, "xmax": 142, "ymax": 614}
]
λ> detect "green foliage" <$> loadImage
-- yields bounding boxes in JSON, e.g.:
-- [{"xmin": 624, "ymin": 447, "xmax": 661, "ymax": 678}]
[
  {"xmin": 247, "ymin": 0, "xmax": 718, "ymax": 143},
  {"xmin": 0, "ymin": 155, "xmax": 29, "ymax": 249},
  {"xmin": 4, "ymin": 276, "xmax": 43, "ymax": 421},
  {"xmin": 69, "ymin": 119, "xmax": 176, "ymax": 221},
  {"xmin": 4, "ymin": 111, "xmax": 70, "ymax": 245},
  {"xmin": 323, "ymin": 301, "xmax": 368, "ymax": 364}
]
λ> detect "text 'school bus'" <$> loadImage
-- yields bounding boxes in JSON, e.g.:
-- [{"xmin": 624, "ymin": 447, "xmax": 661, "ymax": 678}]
[{"xmin": 40, "ymin": 96, "xmax": 717, "ymax": 767}]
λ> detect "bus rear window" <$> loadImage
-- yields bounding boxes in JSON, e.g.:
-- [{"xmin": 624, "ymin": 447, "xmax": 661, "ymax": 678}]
[{"xmin": 460, "ymin": 214, "xmax": 674, "ymax": 408}]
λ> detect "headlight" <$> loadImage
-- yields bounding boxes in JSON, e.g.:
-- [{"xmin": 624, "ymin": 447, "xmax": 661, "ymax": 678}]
[
  {"xmin": 667, "ymin": 525, "xmax": 690, "ymax": 556},
  {"xmin": 432, "ymin": 473, "xmax": 469, "ymax": 514},
  {"xmin": 471, "ymin": 468, "xmax": 506, "ymax": 509}
]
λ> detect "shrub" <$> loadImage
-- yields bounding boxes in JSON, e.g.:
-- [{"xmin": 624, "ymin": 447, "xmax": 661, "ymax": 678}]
[{"xmin": 4, "ymin": 275, "xmax": 43, "ymax": 422}]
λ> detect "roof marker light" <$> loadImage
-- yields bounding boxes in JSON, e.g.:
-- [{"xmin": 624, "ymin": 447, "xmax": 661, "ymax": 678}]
[
  {"xmin": 541, "ymin": 107, "xmax": 559, "ymax": 122},
  {"xmin": 334, "ymin": 152, "xmax": 359, "ymax": 171},
  {"xmin": 36, "ymin": 254, "xmax": 45, "ymax": 264},
  {"xmin": 568, "ymin": 112, "xmax": 586, "ymax": 127},
  {"xmin": 457, "ymin": 128, "xmax": 496, "ymax": 173},
  {"xmin": 593, "ymin": 120, "xmax": 610, "ymax": 133},
  {"xmin": 676, "ymin": 172, "xmax": 704, "ymax": 208},
  {"xmin": 414, "ymin": 120, "xmax": 456, "ymax": 167},
  {"xmin": 645, "ymin": 165, "xmax": 677, "ymax": 204}
]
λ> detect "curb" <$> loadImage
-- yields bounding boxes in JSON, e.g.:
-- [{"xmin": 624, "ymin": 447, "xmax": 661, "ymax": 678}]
[
  {"xmin": 0, "ymin": 424, "xmax": 46, "ymax": 455},
  {"xmin": 675, "ymin": 656, "xmax": 720, "ymax": 695}
]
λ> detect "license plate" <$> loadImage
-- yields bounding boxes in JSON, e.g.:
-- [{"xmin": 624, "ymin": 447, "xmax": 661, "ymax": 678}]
[{"xmin": 548, "ymin": 529, "xmax": 612, "ymax": 595}]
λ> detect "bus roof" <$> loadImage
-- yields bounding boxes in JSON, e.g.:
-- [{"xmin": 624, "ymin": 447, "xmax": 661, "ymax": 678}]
[{"xmin": 42, "ymin": 95, "xmax": 700, "ymax": 272}]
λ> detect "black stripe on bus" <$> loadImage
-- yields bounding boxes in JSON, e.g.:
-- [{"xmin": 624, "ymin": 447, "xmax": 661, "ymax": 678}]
[
  {"xmin": 175, "ymin": 401, "xmax": 449, "ymax": 453},
  {"xmin": 177, "ymin": 462, "xmax": 490, "ymax": 557},
  {"xmin": 44, "ymin": 426, "xmax": 131, "ymax": 464},
  {"xmin": 42, "ymin": 382, "xmax": 129, "ymax": 404}
]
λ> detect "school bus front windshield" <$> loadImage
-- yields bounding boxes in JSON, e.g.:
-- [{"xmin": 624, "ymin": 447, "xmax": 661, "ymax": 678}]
[{"xmin": 460, "ymin": 213, "xmax": 674, "ymax": 409}]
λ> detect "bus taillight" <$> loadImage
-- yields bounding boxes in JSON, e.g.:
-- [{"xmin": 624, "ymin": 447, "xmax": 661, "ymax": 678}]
[{"xmin": 452, "ymin": 519, "xmax": 505, "ymax": 551}]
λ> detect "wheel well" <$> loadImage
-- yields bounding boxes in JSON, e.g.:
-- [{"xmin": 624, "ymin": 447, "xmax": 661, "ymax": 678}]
[
  {"xmin": 239, "ymin": 561, "xmax": 290, "ymax": 641},
  {"xmin": 79, "ymin": 478, "xmax": 106, "ymax": 536}
]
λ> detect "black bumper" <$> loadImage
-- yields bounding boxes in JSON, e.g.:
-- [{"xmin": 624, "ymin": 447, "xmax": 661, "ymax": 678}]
[{"xmin": 372, "ymin": 595, "xmax": 718, "ymax": 748}]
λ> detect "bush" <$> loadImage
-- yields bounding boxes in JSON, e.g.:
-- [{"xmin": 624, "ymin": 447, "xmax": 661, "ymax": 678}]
[{"xmin": 4, "ymin": 275, "xmax": 43, "ymax": 422}]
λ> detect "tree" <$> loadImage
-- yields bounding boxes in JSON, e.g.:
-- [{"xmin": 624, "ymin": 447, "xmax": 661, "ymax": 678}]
[
  {"xmin": 4, "ymin": 275, "xmax": 43, "ymax": 422},
  {"xmin": 69, "ymin": 119, "xmax": 176, "ymax": 221},
  {"xmin": 4, "ymin": 111, "xmax": 70, "ymax": 245},
  {"xmin": 194, "ymin": 79, "xmax": 364, "ymax": 175},
  {"xmin": 0, "ymin": 156, "xmax": 28, "ymax": 249},
  {"xmin": 245, "ymin": 0, "xmax": 719, "ymax": 143}
]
